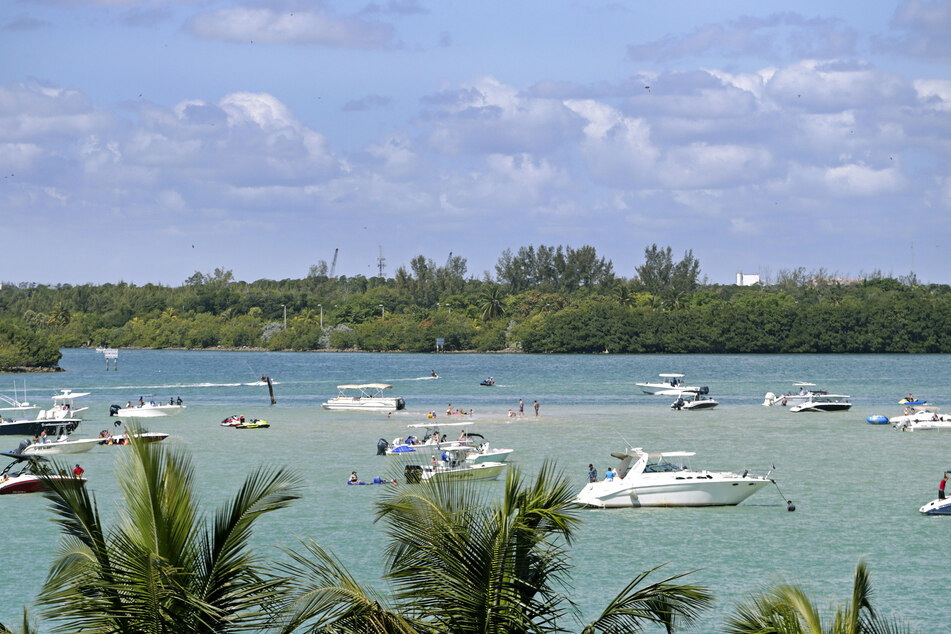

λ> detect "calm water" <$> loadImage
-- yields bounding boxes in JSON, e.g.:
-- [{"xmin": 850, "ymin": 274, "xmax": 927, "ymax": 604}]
[{"xmin": 1, "ymin": 349, "xmax": 949, "ymax": 631}]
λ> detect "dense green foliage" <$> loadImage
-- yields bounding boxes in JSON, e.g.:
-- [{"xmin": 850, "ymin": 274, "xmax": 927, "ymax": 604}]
[
  {"xmin": 0, "ymin": 245, "xmax": 947, "ymax": 354},
  {"xmin": 0, "ymin": 320, "xmax": 62, "ymax": 369}
]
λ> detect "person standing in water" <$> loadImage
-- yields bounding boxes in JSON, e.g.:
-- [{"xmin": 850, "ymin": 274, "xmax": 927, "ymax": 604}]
[{"xmin": 534, "ymin": 400, "xmax": 539, "ymax": 416}]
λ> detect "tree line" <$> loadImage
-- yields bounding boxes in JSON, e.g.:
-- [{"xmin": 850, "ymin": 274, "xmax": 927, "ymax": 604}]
[{"xmin": 1, "ymin": 244, "xmax": 949, "ymax": 367}]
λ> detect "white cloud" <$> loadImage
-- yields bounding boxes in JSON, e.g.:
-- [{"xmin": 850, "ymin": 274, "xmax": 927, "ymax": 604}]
[
  {"xmin": 914, "ymin": 79, "xmax": 951, "ymax": 111},
  {"xmin": 824, "ymin": 163, "xmax": 905, "ymax": 197},
  {"xmin": 186, "ymin": 7, "xmax": 394, "ymax": 49}
]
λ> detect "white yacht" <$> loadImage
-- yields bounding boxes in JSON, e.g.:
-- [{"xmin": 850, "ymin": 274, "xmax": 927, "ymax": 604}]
[
  {"xmin": 788, "ymin": 393, "xmax": 852, "ymax": 412},
  {"xmin": 321, "ymin": 384, "xmax": 405, "ymax": 411},
  {"xmin": 574, "ymin": 447, "xmax": 772, "ymax": 509},
  {"xmin": 635, "ymin": 373, "xmax": 701, "ymax": 396}
]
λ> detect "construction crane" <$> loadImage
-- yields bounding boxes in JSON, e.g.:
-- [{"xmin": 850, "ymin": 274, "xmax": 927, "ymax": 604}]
[{"xmin": 329, "ymin": 248, "xmax": 338, "ymax": 278}]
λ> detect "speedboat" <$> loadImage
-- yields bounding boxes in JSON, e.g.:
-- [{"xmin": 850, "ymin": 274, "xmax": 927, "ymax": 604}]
[
  {"xmin": 788, "ymin": 394, "xmax": 852, "ymax": 412},
  {"xmin": 321, "ymin": 384, "xmax": 405, "ymax": 411},
  {"xmin": 465, "ymin": 442, "xmax": 514, "ymax": 464},
  {"xmin": 11, "ymin": 425, "xmax": 99, "ymax": 455},
  {"xmin": 0, "ymin": 389, "xmax": 89, "ymax": 436},
  {"xmin": 636, "ymin": 374, "xmax": 701, "ymax": 396},
  {"xmin": 891, "ymin": 407, "xmax": 951, "ymax": 432},
  {"xmin": 573, "ymin": 447, "xmax": 772, "ymax": 508},
  {"xmin": 763, "ymin": 382, "xmax": 830, "ymax": 407},
  {"xmin": 671, "ymin": 388, "xmax": 718, "ymax": 410},
  {"xmin": 920, "ymin": 497, "xmax": 951, "ymax": 515},
  {"xmin": 110, "ymin": 396, "xmax": 186, "ymax": 419},
  {"xmin": 381, "ymin": 425, "xmax": 502, "ymax": 457},
  {"xmin": 97, "ymin": 429, "xmax": 169, "ymax": 445},
  {"xmin": 403, "ymin": 447, "xmax": 507, "ymax": 483},
  {"xmin": 0, "ymin": 454, "xmax": 86, "ymax": 495}
]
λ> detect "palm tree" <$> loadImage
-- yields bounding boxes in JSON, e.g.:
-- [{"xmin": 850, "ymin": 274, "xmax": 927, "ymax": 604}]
[
  {"xmin": 478, "ymin": 285, "xmax": 506, "ymax": 322},
  {"xmin": 0, "ymin": 608, "xmax": 38, "ymax": 634},
  {"xmin": 278, "ymin": 461, "xmax": 713, "ymax": 633},
  {"xmin": 36, "ymin": 428, "xmax": 302, "ymax": 633},
  {"xmin": 725, "ymin": 559, "xmax": 916, "ymax": 634}
]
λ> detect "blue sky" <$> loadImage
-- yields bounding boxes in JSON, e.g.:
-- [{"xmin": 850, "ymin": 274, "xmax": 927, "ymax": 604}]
[{"xmin": 2, "ymin": 0, "xmax": 951, "ymax": 286}]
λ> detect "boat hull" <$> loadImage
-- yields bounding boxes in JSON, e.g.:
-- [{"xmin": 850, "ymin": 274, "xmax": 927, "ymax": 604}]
[
  {"xmin": 116, "ymin": 404, "xmax": 185, "ymax": 419},
  {"xmin": 0, "ymin": 418, "xmax": 81, "ymax": 436},
  {"xmin": 574, "ymin": 477, "xmax": 770, "ymax": 509},
  {"xmin": 420, "ymin": 461, "xmax": 507, "ymax": 482},
  {"xmin": 0, "ymin": 475, "xmax": 86, "ymax": 495},
  {"xmin": 920, "ymin": 498, "xmax": 951, "ymax": 515},
  {"xmin": 789, "ymin": 402, "xmax": 852, "ymax": 412},
  {"xmin": 321, "ymin": 397, "xmax": 405, "ymax": 411},
  {"xmin": 678, "ymin": 400, "xmax": 719, "ymax": 410},
  {"xmin": 21, "ymin": 439, "xmax": 99, "ymax": 455}
]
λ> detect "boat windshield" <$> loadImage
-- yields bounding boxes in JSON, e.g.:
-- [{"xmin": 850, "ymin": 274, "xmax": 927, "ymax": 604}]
[{"xmin": 643, "ymin": 457, "xmax": 688, "ymax": 473}]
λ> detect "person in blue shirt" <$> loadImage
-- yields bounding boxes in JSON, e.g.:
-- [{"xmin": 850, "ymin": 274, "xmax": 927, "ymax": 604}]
[{"xmin": 605, "ymin": 467, "xmax": 615, "ymax": 482}]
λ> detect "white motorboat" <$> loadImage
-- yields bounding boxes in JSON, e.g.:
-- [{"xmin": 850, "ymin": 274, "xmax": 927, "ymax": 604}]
[
  {"xmin": 635, "ymin": 373, "xmax": 701, "ymax": 396},
  {"xmin": 321, "ymin": 384, "xmax": 405, "ymax": 411},
  {"xmin": 466, "ymin": 442, "xmax": 514, "ymax": 464},
  {"xmin": 0, "ymin": 389, "xmax": 89, "ymax": 436},
  {"xmin": 573, "ymin": 447, "xmax": 772, "ymax": 509},
  {"xmin": 0, "ymin": 454, "xmax": 86, "ymax": 495},
  {"xmin": 920, "ymin": 497, "xmax": 951, "ymax": 515},
  {"xmin": 0, "ymin": 383, "xmax": 37, "ymax": 416},
  {"xmin": 404, "ymin": 447, "xmax": 507, "ymax": 483},
  {"xmin": 13, "ymin": 425, "xmax": 99, "ymax": 456},
  {"xmin": 788, "ymin": 394, "xmax": 852, "ymax": 412},
  {"xmin": 891, "ymin": 407, "xmax": 951, "ymax": 432},
  {"xmin": 671, "ymin": 389, "xmax": 718, "ymax": 410},
  {"xmin": 111, "ymin": 396, "xmax": 186, "ymax": 419},
  {"xmin": 763, "ymin": 382, "xmax": 831, "ymax": 407}
]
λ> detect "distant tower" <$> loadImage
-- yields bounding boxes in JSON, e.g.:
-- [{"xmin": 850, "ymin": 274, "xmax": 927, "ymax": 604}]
[{"xmin": 377, "ymin": 246, "xmax": 386, "ymax": 278}]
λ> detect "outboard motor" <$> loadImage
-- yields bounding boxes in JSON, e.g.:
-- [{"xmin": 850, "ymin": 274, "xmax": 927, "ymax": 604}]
[
  {"xmin": 699, "ymin": 386, "xmax": 709, "ymax": 395},
  {"xmin": 109, "ymin": 404, "xmax": 121, "ymax": 416},
  {"xmin": 16, "ymin": 438, "xmax": 31, "ymax": 453},
  {"xmin": 376, "ymin": 438, "xmax": 389, "ymax": 456}
]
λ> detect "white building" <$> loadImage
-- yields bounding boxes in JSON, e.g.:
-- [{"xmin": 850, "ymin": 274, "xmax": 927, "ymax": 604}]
[{"xmin": 736, "ymin": 272, "xmax": 760, "ymax": 286}]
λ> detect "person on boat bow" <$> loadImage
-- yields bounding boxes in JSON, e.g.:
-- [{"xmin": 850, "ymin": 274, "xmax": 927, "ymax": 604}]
[
  {"xmin": 587, "ymin": 464, "xmax": 597, "ymax": 483},
  {"xmin": 940, "ymin": 472, "xmax": 949, "ymax": 501}
]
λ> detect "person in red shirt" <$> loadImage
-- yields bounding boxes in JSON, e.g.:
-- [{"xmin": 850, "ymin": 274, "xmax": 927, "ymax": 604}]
[
  {"xmin": 73, "ymin": 464, "xmax": 85, "ymax": 477},
  {"xmin": 940, "ymin": 472, "xmax": 948, "ymax": 500}
]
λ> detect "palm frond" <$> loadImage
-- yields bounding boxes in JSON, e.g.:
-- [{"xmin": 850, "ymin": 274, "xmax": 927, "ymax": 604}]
[
  {"xmin": 275, "ymin": 539, "xmax": 422, "ymax": 634},
  {"xmin": 581, "ymin": 566, "xmax": 713, "ymax": 634}
]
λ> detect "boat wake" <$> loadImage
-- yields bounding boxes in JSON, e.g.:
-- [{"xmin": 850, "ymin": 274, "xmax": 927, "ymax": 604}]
[{"xmin": 91, "ymin": 381, "xmax": 281, "ymax": 391}]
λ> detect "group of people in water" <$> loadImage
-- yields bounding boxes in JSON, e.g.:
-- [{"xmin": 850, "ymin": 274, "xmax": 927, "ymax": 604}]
[{"xmin": 348, "ymin": 471, "xmax": 397, "ymax": 486}]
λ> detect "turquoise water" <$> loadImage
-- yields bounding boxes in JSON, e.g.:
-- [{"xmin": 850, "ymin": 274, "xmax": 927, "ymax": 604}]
[{"xmin": 1, "ymin": 350, "xmax": 949, "ymax": 631}]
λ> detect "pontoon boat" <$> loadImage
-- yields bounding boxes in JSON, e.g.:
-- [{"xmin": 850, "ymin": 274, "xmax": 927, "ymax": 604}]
[{"xmin": 321, "ymin": 384, "xmax": 405, "ymax": 411}]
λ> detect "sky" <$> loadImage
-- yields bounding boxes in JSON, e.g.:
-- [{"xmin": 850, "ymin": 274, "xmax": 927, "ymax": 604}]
[{"xmin": 2, "ymin": 0, "xmax": 951, "ymax": 286}]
